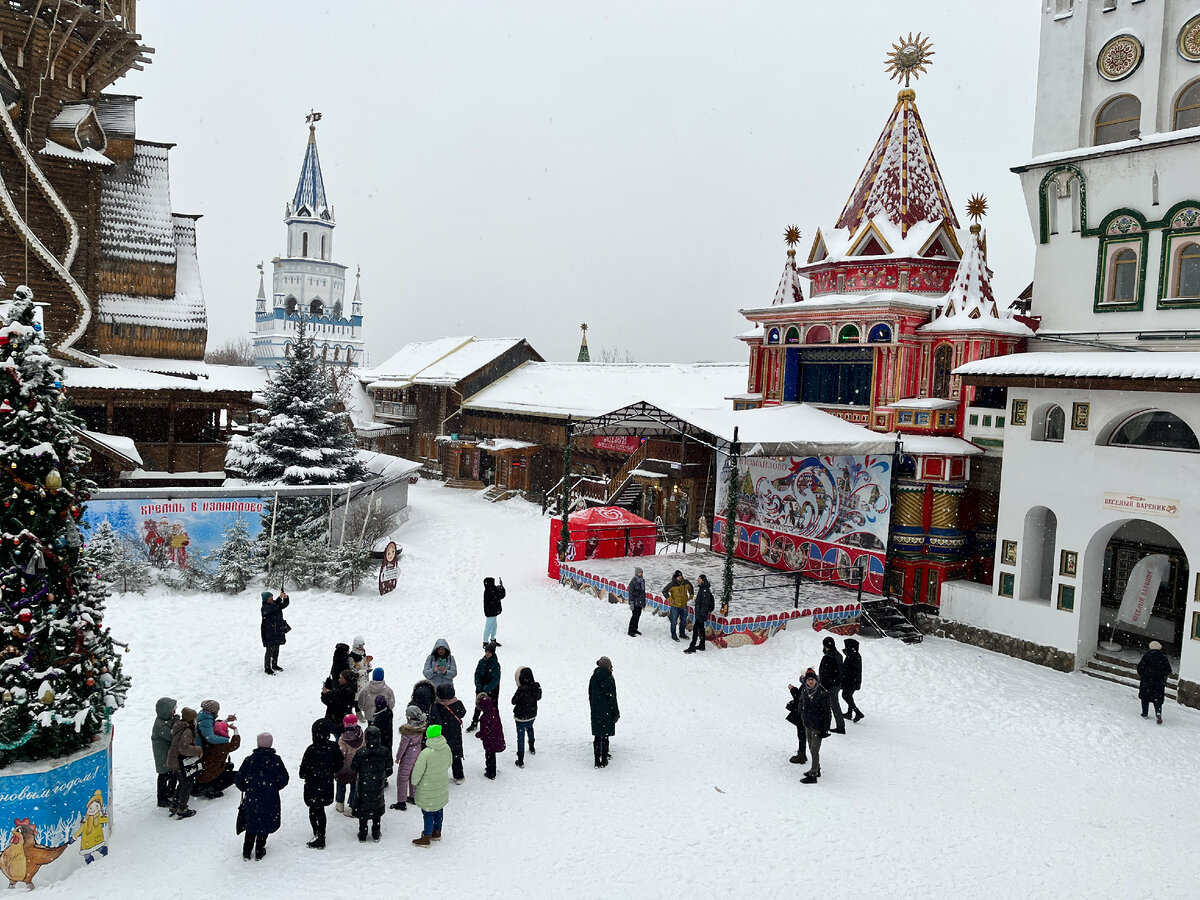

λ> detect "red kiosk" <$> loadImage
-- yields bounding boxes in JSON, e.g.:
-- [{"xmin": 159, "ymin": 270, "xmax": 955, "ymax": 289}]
[{"xmin": 548, "ymin": 506, "xmax": 656, "ymax": 579}]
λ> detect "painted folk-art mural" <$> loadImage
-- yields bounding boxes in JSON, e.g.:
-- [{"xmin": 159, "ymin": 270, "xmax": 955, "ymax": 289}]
[{"xmin": 713, "ymin": 453, "xmax": 891, "ymax": 593}]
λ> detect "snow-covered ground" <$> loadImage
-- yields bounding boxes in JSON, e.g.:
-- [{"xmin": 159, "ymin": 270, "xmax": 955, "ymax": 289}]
[{"xmin": 71, "ymin": 480, "xmax": 1200, "ymax": 898}]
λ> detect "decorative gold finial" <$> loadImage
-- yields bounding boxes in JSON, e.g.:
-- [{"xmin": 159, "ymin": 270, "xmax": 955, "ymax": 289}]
[
  {"xmin": 580, "ymin": 323, "xmax": 588, "ymax": 333},
  {"xmin": 256, "ymin": 261, "xmax": 263, "ymax": 274},
  {"xmin": 885, "ymin": 33, "xmax": 935, "ymax": 88},
  {"xmin": 306, "ymin": 109, "xmax": 323, "ymax": 127},
  {"xmin": 966, "ymin": 194, "xmax": 988, "ymax": 223},
  {"xmin": 784, "ymin": 225, "xmax": 801, "ymax": 259}
]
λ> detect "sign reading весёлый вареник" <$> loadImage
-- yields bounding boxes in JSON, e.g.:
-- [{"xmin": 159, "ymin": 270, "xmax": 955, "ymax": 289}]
[{"xmin": 1101, "ymin": 492, "xmax": 1180, "ymax": 519}]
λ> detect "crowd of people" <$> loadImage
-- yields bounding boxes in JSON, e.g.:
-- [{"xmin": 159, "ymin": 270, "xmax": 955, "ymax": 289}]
[{"xmin": 151, "ymin": 576, "xmax": 628, "ymax": 858}]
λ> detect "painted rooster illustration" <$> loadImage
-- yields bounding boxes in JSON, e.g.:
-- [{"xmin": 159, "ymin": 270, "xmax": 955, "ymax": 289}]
[{"xmin": 0, "ymin": 819, "xmax": 68, "ymax": 888}]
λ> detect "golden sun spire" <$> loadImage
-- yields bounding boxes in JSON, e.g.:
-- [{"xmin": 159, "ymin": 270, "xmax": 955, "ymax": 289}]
[{"xmin": 885, "ymin": 33, "xmax": 935, "ymax": 88}]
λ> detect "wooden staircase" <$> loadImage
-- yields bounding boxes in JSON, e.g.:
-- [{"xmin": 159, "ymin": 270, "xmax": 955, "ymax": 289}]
[
  {"xmin": 445, "ymin": 477, "xmax": 486, "ymax": 490},
  {"xmin": 483, "ymin": 486, "xmax": 520, "ymax": 503},
  {"xmin": 1083, "ymin": 651, "xmax": 1178, "ymax": 701}
]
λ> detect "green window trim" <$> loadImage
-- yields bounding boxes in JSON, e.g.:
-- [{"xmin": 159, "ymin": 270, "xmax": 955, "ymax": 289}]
[
  {"xmin": 1094, "ymin": 215, "xmax": 1149, "ymax": 313},
  {"xmin": 1157, "ymin": 225, "xmax": 1200, "ymax": 310},
  {"xmin": 1037, "ymin": 165, "xmax": 1088, "ymax": 244}
]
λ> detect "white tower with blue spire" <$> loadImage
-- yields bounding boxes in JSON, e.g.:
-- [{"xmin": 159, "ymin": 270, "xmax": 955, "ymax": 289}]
[{"xmin": 254, "ymin": 112, "xmax": 365, "ymax": 368}]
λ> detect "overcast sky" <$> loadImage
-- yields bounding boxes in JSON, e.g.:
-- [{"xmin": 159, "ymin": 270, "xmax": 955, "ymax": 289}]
[{"xmin": 122, "ymin": 2, "xmax": 1040, "ymax": 366}]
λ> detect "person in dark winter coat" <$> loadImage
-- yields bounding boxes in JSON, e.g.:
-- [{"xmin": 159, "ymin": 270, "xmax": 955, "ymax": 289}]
[
  {"xmin": 1137, "ymin": 641, "xmax": 1173, "ymax": 724},
  {"xmin": 423, "ymin": 639, "xmax": 458, "ymax": 689},
  {"xmin": 410, "ymin": 679, "xmax": 437, "ymax": 718},
  {"xmin": 841, "ymin": 638, "xmax": 864, "ymax": 723},
  {"xmin": 482, "ymin": 576, "xmax": 506, "ymax": 647},
  {"xmin": 299, "ymin": 719, "xmax": 343, "ymax": 849},
  {"xmin": 322, "ymin": 670, "xmax": 357, "ymax": 736},
  {"xmin": 374, "ymin": 694, "xmax": 395, "ymax": 759},
  {"xmin": 627, "ymin": 567, "xmax": 646, "ymax": 637},
  {"xmin": 685, "ymin": 574, "xmax": 715, "ymax": 653},
  {"xmin": 392, "ymin": 706, "xmax": 426, "ymax": 810},
  {"xmin": 260, "ymin": 590, "xmax": 290, "ymax": 675},
  {"xmin": 330, "ymin": 642, "xmax": 351, "ymax": 683},
  {"xmin": 467, "ymin": 642, "xmax": 501, "ymax": 731},
  {"xmin": 475, "ymin": 693, "xmax": 506, "ymax": 779},
  {"xmin": 819, "ymin": 636, "xmax": 846, "ymax": 733},
  {"xmin": 166, "ymin": 707, "xmax": 202, "ymax": 818},
  {"xmin": 151, "ymin": 697, "xmax": 178, "ymax": 809},
  {"xmin": 351, "ymin": 725, "xmax": 392, "ymax": 842},
  {"xmin": 336, "ymin": 714, "xmax": 364, "ymax": 815},
  {"xmin": 431, "ymin": 682, "xmax": 467, "ymax": 784},
  {"xmin": 235, "ymin": 733, "xmax": 290, "ymax": 861},
  {"xmin": 589, "ymin": 657, "xmax": 619, "ymax": 768},
  {"xmin": 511, "ymin": 666, "xmax": 541, "ymax": 768},
  {"xmin": 797, "ymin": 668, "xmax": 831, "ymax": 784}
]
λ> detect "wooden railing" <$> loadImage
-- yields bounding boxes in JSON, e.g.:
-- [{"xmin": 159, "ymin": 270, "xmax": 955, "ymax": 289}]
[{"xmin": 604, "ymin": 442, "xmax": 649, "ymax": 499}]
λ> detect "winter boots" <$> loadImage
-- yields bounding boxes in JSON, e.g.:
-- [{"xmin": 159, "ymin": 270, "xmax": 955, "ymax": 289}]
[
  {"xmin": 852, "ymin": 710, "xmax": 864, "ymax": 723},
  {"xmin": 431, "ymin": 829, "xmax": 442, "ymax": 841},
  {"xmin": 373, "ymin": 822, "xmax": 381, "ymax": 842},
  {"xmin": 1157, "ymin": 713, "xmax": 1164, "ymax": 725},
  {"xmin": 789, "ymin": 743, "xmax": 807, "ymax": 765},
  {"xmin": 529, "ymin": 737, "xmax": 535, "ymax": 755},
  {"xmin": 593, "ymin": 738, "xmax": 604, "ymax": 768},
  {"xmin": 412, "ymin": 834, "xmax": 432, "ymax": 847},
  {"xmin": 358, "ymin": 821, "xmax": 368, "ymax": 842},
  {"xmin": 515, "ymin": 754, "xmax": 524, "ymax": 768},
  {"xmin": 336, "ymin": 801, "xmax": 345, "ymax": 813},
  {"xmin": 307, "ymin": 836, "xmax": 326, "ymax": 850},
  {"xmin": 800, "ymin": 773, "xmax": 819, "ymax": 784},
  {"xmin": 390, "ymin": 801, "xmax": 406, "ymax": 810}
]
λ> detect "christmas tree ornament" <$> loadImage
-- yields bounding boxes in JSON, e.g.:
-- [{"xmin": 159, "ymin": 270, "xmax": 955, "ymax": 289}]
[{"xmin": 39, "ymin": 688, "xmax": 53, "ymax": 705}]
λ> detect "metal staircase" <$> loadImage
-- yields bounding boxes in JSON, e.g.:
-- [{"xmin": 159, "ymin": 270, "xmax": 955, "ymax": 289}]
[{"xmin": 858, "ymin": 595, "xmax": 923, "ymax": 643}]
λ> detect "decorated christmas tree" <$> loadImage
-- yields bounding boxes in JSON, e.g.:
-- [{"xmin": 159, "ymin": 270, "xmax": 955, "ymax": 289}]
[
  {"xmin": 227, "ymin": 317, "xmax": 365, "ymax": 588},
  {"xmin": 0, "ymin": 286, "xmax": 129, "ymax": 765}
]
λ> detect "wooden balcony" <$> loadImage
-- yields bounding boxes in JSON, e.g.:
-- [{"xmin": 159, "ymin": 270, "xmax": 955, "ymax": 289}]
[
  {"xmin": 137, "ymin": 442, "xmax": 229, "ymax": 473},
  {"xmin": 374, "ymin": 401, "xmax": 418, "ymax": 421}
]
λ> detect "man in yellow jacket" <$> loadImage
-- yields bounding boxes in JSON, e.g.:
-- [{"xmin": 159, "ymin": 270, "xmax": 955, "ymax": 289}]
[{"xmin": 662, "ymin": 570, "xmax": 694, "ymax": 642}]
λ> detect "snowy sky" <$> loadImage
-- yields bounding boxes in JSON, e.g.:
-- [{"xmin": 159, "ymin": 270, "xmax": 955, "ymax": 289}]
[{"xmin": 121, "ymin": 2, "xmax": 1039, "ymax": 366}]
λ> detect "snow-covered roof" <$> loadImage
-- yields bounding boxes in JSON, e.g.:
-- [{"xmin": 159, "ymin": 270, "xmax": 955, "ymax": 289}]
[
  {"xmin": 97, "ymin": 215, "xmax": 208, "ymax": 330},
  {"xmin": 652, "ymin": 402, "xmax": 898, "ymax": 457},
  {"xmin": 79, "ymin": 429, "xmax": 142, "ymax": 465},
  {"xmin": 288, "ymin": 125, "xmax": 331, "ymax": 220},
  {"xmin": 837, "ymin": 89, "xmax": 959, "ymax": 237},
  {"xmin": 894, "ymin": 434, "xmax": 982, "ymax": 457},
  {"xmin": 477, "ymin": 438, "xmax": 538, "ymax": 452},
  {"xmin": 363, "ymin": 337, "xmax": 529, "ymax": 388},
  {"xmin": 772, "ymin": 252, "xmax": 804, "ymax": 305},
  {"xmin": 41, "ymin": 140, "xmax": 112, "ymax": 166},
  {"xmin": 886, "ymin": 397, "xmax": 958, "ymax": 410},
  {"xmin": 920, "ymin": 228, "xmax": 1033, "ymax": 337},
  {"xmin": 100, "ymin": 141, "xmax": 175, "ymax": 265},
  {"xmin": 343, "ymin": 378, "xmax": 376, "ymax": 432},
  {"xmin": 1015, "ymin": 123, "xmax": 1200, "ymax": 171},
  {"xmin": 802, "ymin": 218, "xmax": 961, "ymax": 271},
  {"xmin": 63, "ymin": 361, "xmax": 264, "ymax": 395},
  {"xmin": 355, "ymin": 449, "xmax": 422, "ymax": 481},
  {"xmin": 955, "ymin": 351, "xmax": 1200, "ymax": 381},
  {"xmin": 94, "ymin": 94, "xmax": 136, "ymax": 139},
  {"xmin": 463, "ymin": 362, "xmax": 748, "ymax": 419},
  {"xmin": 742, "ymin": 289, "xmax": 942, "ymax": 317},
  {"xmin": 736, "ymin": 324, "xmax": 764, "ymax": 341}
]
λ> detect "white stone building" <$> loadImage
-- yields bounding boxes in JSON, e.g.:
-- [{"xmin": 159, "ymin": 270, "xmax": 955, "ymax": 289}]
[
  {"xmin": 941, "ymin": 1, "xmax": 1200, "ymax": 707},
  {"xmin": 254, "ymin": 120, "xmax": 365, "ymax": 368}
]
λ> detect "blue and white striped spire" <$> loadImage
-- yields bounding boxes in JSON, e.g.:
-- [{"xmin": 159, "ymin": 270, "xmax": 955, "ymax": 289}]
[{"xmin": 290, "ymin": 112, "xmax": 330, "ymax": 220}]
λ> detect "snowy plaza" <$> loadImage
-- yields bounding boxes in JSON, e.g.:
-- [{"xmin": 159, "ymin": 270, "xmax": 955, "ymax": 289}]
[{"xmin": 82, "ymin": 482, "xmax": 1200, "ymax": 898}]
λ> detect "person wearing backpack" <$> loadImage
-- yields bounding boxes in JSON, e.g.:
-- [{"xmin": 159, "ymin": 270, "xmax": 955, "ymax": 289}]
[{"xmin": 511, "ymin": 666, "xmax": 541, "ymax": 768}]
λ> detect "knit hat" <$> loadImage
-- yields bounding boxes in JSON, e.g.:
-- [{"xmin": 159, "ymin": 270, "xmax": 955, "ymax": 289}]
[
  {"xmin": 596, "ymin": 656, "xmax": 612, "ymax": 670},
  {"xmin": 89, "ymin": 789, "xmax": 103, "ymax": 808},
  {"xmin": 343, "ymin": 713, "xmax": 359, "ymax": 728},
  {"xmin": 372, "ymin": 667, "xmax": 384, "ymax": 682},
  {"xmin": 673, "ymin": 570, "xmax": 682, "ymax": 579},
  {"xmin": 804, "ymin": 667, "xmax": 818, "ymax": 681},
  {"xmin": 375, "ymin": 693, "xmax": 390, "ymax": 711},
  {"xmin": 634, "ymin": 567, "xmax": 643, "ymax": 575},
  {"xmin": 213, "ymin": 721, "xmax": 230, "ymax": 738},
  {"xmin": 257, "ymin": 733, "xmax": 273, "ymax": 749},
  {"xmin": 261, "ymin": 591, "xmax": 273, "ymax": 602},
  {"xmin": 200, "ymin": 699, "xmax": 219, "ymax": 715},
  {"xmin": 426, "ymin": 724, "xmax": 442, "ymax": 739},
  {"xmin": 822, "ymin": 636, "xmax": 835, "ymax": 649},
  {"xmin": 1150, "ymin": 641, "xmax": 1163, "ymax": 650},
  {"xmin": 180, "ymin": 707, "xmax": 197, "ymax": 722},
  {"xmin": 405, "ymin": 705, "xmax": 426, "ymax": 726},
  {"xmin": 353, "ymin": 636, "xmax": 365, "ymax": 650}
]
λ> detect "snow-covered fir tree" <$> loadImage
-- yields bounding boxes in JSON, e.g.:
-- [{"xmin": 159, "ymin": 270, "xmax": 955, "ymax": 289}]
[
  {"xmin": 210, "ymin": 513, "xmax": 259, "ymax": 594},
  {"xmin": 84, "ymin": 521, "xmax": 121, "ymax": 584},
  {"xmin": 227, "ymin": 317, "xmax": 365, "ymax": 589},
  {"xmin": 0, "ymin": 286, "xmax": 129, "ymax": 764}
]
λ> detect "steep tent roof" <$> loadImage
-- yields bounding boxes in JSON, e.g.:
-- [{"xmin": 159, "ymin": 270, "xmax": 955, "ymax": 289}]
[
  {"xmin": 920, "ymin": 227, "xmax": 1032, "ymax": 336},
  {"xmin": 772, "ymin": 250, "xmax": 804, "ymax": 305},
  {"xmin": 290, "ymin": 124, "xmax": 329, "ymax": 218},
  {"xmin": 836, "ymin": 89, "xmax": 958, "ymax": 238}
]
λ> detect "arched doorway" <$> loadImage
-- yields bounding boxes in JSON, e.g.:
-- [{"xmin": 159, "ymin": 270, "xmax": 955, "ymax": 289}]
[{"xmin": 1079, "ymin": 518, "xmax": 1188, "ymax": 664}]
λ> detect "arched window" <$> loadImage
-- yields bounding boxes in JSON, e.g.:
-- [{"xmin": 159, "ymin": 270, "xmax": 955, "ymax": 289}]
[
  {"xmin": 1095, "ymin": 95, "xmax": 1141, "ymax": 145},
  {"xmin": 1108, "ymin": 410, "xmax": 1199, "ymax": 451},
  {"xmin": 320, "ymin": 234, "xmax": 327, "ymax": 260},
  {"xmin": 1176, "ymin": 242, "xmax": 1200, "ymax": 299},
  {"xmin": 1019, "ymin": 506, "xmax": 1057, "ymax": 602},
  {"xmin": 309, "ymin": 298, "xmax": 324, "ymax": 316},
  {"xmin": 867, "ymin": 323, "xmax": 892, "ymax": 343},
  {"xmin": 804, "ymin": 325, "xmax": 830, "ymax": 344},
  {"xmin": 1175, "ymin": 80, "xmax": 1200, "ymax": 131},
  {"xmin": 1034, "ymin": 405, "xmax": 1066, "ymax": 442},
  {"xmin": 767, "ymin": 328, "xmax": 780, "ymax": 345},
  {"xmin": 302, "ymin": 232, "xmax": 309, "ymax": 257},
  {"xmin": 784, "ymin": 326, "xmax": 800, "ymax": 345},
  {"xmin": 837, "ymin": 324, "xmax": 860, "ymax": 344},
  {"xmin": 1109, "ymin": 248, "xmax": 1139, "ymax": 303},
  {"xmin": 285, "ymin": 296, "xmax": 298, "ymax": 315},
  {"xmin": 931, "ymin": 345, "xmax": 953, "ymax": 399}
]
